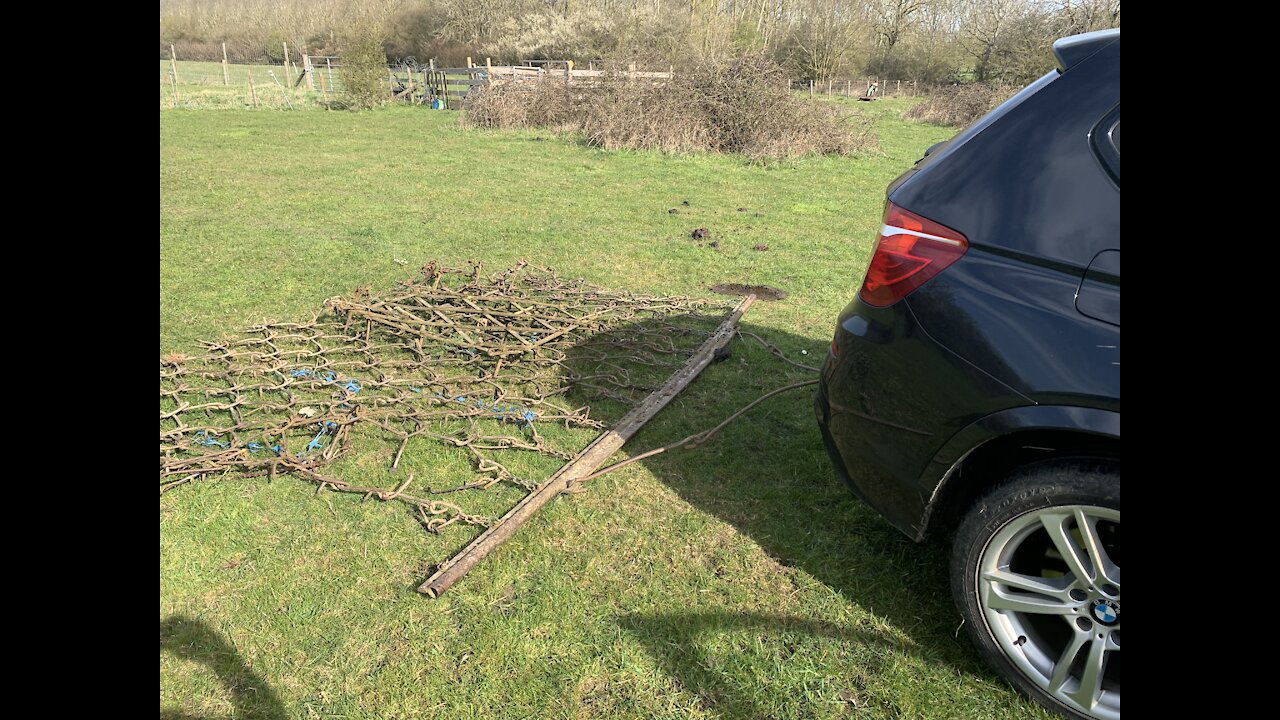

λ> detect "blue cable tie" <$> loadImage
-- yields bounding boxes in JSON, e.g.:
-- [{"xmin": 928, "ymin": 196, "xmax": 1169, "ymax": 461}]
[
  {"xmin": 192, "ymin": 430, "xmax": 230, "ymax": 449},
  {"xmin": 306, "ymin": 432, "xmax": 326, "ymax": 452}
]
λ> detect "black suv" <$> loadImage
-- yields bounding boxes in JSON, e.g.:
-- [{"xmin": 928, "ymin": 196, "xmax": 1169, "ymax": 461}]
[{"xmin": 814, "ymin": 30, "xmax": 1119, "ymax": 720}]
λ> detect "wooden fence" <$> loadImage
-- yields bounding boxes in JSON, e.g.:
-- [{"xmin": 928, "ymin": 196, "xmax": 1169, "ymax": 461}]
[
  {"xmin": 789, "ymin": 78, "xmax": 922, "ymax": 99},
  {"xmin": 162, "ymin": 44, "xmax": 922, "ymax": 111},
  {"xmin": 389, "ymin": 59, "xmax": 675, "ymax": 109}
]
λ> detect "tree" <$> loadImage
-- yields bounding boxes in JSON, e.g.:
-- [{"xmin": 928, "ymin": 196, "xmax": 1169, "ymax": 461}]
[
  {"xmin": 779, "ymin": 0, "xmax": 866, "ymax": 81},
  {"xmin": 1049, "ymin": 0, "xmax": 1120, "ymax": 35}
]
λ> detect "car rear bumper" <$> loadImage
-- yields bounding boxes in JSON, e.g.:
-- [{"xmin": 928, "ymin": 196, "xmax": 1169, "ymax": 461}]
[
  {"xmin": 815, "ymin": 362, "xmax": 938, "ymax": 538},
  {"xmin": 816, "ymin": 297, "xmax": 1029, "ymax": 539},
  {"xmin": 814, "ymin": 379, "xmax": 871, "ymax": 507}
]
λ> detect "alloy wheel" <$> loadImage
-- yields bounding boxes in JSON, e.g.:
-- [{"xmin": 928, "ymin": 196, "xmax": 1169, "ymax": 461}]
[{"xmin": 977, "ymin": 505, "xmax": 1120, "ymax": 719}]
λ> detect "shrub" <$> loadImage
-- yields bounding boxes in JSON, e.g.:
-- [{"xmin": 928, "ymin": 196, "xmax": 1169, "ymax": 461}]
[
  {"xmin": 339, "ymin": 25, "xmax": 390, "ymax": 110},
  {"xmin": 903, "ymin": 84, "xmax": 1017, "ymax": 127},
  {"xmin": 465, "ymin": 54, "xmax": 875, "ymax": 160}
]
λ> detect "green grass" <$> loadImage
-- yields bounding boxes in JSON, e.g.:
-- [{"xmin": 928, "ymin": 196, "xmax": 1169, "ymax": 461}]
[{"xmin": 160, "ymin": 98, "xmax": 1050, "ymax": 719}]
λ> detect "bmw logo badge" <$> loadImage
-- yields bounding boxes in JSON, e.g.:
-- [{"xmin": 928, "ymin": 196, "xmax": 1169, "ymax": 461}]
[{"xmin": 1092, "ymin": 598, "xmax": 1119, "ymax": 625}]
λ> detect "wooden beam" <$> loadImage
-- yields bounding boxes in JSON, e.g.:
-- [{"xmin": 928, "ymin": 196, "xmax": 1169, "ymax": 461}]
[{"xmin": 418, "ymin": 294, "xmax": 757, "ymax": 598}]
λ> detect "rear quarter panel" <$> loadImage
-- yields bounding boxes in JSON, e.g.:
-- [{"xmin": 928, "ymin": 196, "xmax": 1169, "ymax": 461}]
[{"xmin": 891, "ymin": 38, "xmax": 1120, "ymax": 404}]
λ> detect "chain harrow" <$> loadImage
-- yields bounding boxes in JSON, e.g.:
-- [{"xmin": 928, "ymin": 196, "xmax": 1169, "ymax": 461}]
[{"xmin": 161, "ymin": 260, "xmax": 729, "ymax": 535}]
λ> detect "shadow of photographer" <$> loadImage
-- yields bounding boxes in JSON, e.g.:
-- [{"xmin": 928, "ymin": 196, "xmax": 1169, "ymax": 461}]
[{"xmin": 160, "ymin": 614, "xmax": 287, "ymax": 720}]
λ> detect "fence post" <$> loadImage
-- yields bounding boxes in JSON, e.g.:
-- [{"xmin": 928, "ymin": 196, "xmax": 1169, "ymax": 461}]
[
  {"xmin": 565, "ymin": 59, "xmax": 573, "ymax": 85},
  {"xmin": 247, "ymin": 69, "xmax": 258, "ymax": 108},
  {"xmin": 327, "ymin": 57, "xmax": 334, "ymax": 91},
  {"xmin": 466, "ymin": 56, "xmax": 473, "ymax": 69},
  {"xmin": 827, "ymin": 78, "xmax": 832, "ymax": 98},
  {"xmin": 896, "ymin": 80, "xmax": 901, "ymax": 95},
  {"xmin": 167, "ymin": 68, "xmax": 179, "ymax": 108},
  {"xmin": 169, "ymin": 44, "xmax": 180, "ymax": 84},
  {"xmin": 628, "ymin": 62, "xmax": 636, "ymax": 82},
  {"xmin": 318, "ymin": 67, "xmax": 327, "ymax": 94},
  {"xmin": 282, "ymin": 42, "xmax": 290, "ymax": 79},
  {"xmin": 809, "ymin": 79, "xmax": 813, "ymax": 98},
  {"xmin": 303, "ymin": 54, "xmax": 314, "ymax": 90},
  {"xmin": 221, "ymin": 42, "xmax": 230, "ymax": 85},
  {"xmin": 267, "ymin": 69, "xmax": 293, "ymax": 109}
]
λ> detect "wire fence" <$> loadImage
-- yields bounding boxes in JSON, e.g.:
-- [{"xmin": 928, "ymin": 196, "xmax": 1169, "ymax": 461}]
[
  {"xmin": 789, "ymin": 78, "xmax": 925, "ymax": 99},
  {"xmin": 161, "ymin": 57, "xmax": 344, "ymax": 110},
  {"xmin": 161, "ymin": 42, "xmax": 929, "ymax": 112}
]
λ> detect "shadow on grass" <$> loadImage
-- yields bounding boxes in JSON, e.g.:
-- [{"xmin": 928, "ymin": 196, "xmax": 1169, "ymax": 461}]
[
  {"xmin": 160, "ymin": 614, "xmax": 286, "ymax": 720},
  {"xmin": 618, "ymin": 611, "xmax": 903, "ymax": 718},
  {"xmin": 561, "ymin": 314, "xmax": 986, "ymax": 713}
]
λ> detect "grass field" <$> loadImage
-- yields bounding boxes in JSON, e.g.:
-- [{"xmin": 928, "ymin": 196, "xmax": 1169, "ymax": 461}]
[{"xmin": 160, "ymin": 97, "xmax": 1053, "ymax": 720}]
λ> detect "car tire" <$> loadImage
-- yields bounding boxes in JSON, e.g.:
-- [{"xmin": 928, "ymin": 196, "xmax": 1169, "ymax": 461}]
[{"xmin": 951, "ymin": 460, "xmax": 1120, "ymax": 720}]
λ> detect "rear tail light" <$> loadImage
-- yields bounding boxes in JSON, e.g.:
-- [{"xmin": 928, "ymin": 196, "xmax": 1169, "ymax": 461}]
[{"xmin": 858, "ymin": 202, "xmax": 968, "ymax": 307}]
